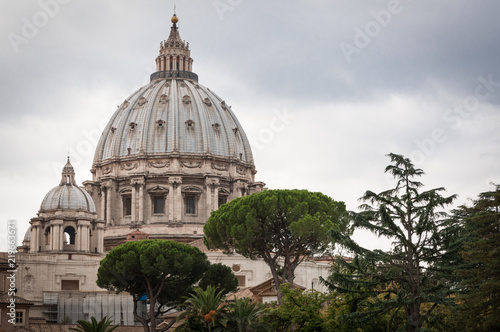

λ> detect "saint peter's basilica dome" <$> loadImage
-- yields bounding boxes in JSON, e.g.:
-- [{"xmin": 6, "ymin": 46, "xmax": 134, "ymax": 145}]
[
  {"xmin": 83, "ymin": 14, "xmax": 264, "ymax": 247},
  {"xmin": 93, "ymin": 14, "xmax": 253, "ymax": 166}
]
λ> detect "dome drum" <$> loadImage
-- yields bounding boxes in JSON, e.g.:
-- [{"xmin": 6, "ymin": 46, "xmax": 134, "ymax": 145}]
[{"xmin": 91, "ymin": 155, "xmax": 257, "ymax": 182}]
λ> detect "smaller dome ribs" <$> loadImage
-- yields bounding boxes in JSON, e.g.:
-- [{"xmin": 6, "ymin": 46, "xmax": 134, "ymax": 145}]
[{"xmin": 40, "ymin": 159, "xmax": 96, "ymax": 213}]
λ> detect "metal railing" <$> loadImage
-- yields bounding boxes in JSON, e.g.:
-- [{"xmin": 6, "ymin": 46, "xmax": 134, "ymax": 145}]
[{"xmin": 150, "ymin": 70, "xmax": 199, "ymax": 82}]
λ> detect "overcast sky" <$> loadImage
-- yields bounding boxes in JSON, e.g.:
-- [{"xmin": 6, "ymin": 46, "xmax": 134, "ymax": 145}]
[{"xmin": 1, "ymin": 1, "xmax": 499, "ymax": 252}]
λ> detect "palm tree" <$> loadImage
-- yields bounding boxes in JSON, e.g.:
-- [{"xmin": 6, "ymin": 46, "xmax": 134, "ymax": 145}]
[
  {"xmin": 222, "ymin": 297, "xmax": 271, "ymax": 332},
  {"xmin": 175, "ymin": 285, "xmax": 226, "ymax": 331},
  {"xmin": 70, "ymin": 316, "xmax": 119, "ymax": 332}
]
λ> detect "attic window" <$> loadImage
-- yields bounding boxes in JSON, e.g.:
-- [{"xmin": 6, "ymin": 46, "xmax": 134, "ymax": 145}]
[
  {"xmin": 159, "ymin": 94, "xmax": 169, "ymax": 104},
  {"xmin": 129, "ymin": 122, "xmax": 137, "ymax": 130},
  {"xmin": 185, "ymin": 120, "xmax": 195, "ymax": 128},
  {"xmin": 127, "ymin": 147, "xmax": 132, "ymax": 155},
  {"xmin": 157, "ymin": 120, "xmax": 165, "ymax": 128},
  {"xmin": 137, "ymin": 97, "xmax": 147, "ymax": 107}
]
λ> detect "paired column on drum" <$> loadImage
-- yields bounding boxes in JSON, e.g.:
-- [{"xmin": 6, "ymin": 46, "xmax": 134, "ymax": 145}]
[
  {"xmin": 205, "ymin": 177, "xmax": 220, "ymax": 214},
  {"xmin": 168, "ymin": 177, "xmax": 183, "ymax": 222}
]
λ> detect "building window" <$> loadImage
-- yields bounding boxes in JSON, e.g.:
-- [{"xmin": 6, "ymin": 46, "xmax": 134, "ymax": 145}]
[
  {"xmin": 64, "ymin": 226, "xmax": 76, "ymax": 245},
  {"xmin": 218, "ymin": 195, "xmax": 227, "ymax": 207},
  {"xmin": 15, "ymin": 310, "xmax": 25, "ymax": 325},
  {"xmin": 123, "ymin": 195, "xmax": 132, "ymax": 216},
  {"xmin": 153, "ymin": 196, "xmax": 165, "ymax": 214},
  {"xmin": 185, "ymin": 195, "xmax": 196, "ymax": 215},
  {"xmin": 181, "ymin": 186, "xmax": 201, "ymax": 216},
  {"xmin": 61, "ymin": 280, "xmax": 79, "ymax": 290},
  {"xmin": 236, "ymin": 275, "xmax": 246, "ymax": 287}
]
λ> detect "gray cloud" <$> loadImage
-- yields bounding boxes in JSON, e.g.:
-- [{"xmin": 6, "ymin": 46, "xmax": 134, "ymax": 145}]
[{"xmin": 0, "ymin": 0, "xmax": 498, "ymax": 251}]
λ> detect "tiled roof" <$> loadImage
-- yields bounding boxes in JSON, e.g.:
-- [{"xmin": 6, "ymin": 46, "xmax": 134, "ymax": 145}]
[
  {"xmin": 0, "ymin": 292, "xmax": 34, "ymax": 305},
  {"xmin": 189, "ymin": 238, "xmax": 225, "ymax": 253}
]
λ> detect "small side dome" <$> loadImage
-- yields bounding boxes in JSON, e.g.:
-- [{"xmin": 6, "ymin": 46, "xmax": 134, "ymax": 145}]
[
  {"xmin": 24, "ymin": 227, "xmax": 31, "ymax": 242},
  {"xmin": 40, "ymin": 158, "xmax": 96, "ymax": 213}
]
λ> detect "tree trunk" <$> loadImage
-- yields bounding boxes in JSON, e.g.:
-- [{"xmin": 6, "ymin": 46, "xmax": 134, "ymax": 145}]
[
  {"xmin": 407, "ymin": 304, "xmax": 420, "ymax": 332},
  {"xmin": 268, "ymin": 259, "xmax": 283, "ymax": 304},
  {"xmin": 149, "ymin": 295, "xmax": 157, "ymax": 332}
]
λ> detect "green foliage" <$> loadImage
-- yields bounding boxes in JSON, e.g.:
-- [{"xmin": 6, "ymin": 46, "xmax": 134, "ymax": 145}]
[
  {"xmin": 176, "ymin": 286, "xmax": 270, "ymax": 332},
  {"xmin": 97, "ymin": 239, "xmax": 210, "ymax": 332},
  {"xmin": 204, "ymin": 189, "xmax": 348, "ymax": 301},
  {"xmin": 263, "ymin": 283, "xmax": 330, "ymax": 332},
  {"xmin": 451, "ymin": 185, "xmax": 500, "ymax": 331},
  {"xmin": 222, "ymin": 297, "xmax": 271, "ymax": 332},
  {"xmin": 69, "ymin": 316, "xmax": 118, "ymax": 332},
  {"xmin": 323, "ymin": 258, "xmax": 406, "ymax": 331},
  {"xmin": 175, "ymin": 285, "xmax": 227, "ymax": 332},
  {"xmin": 199, "ymin": 263, "xmax": 238, "ymax": 296},
  {"xmin": 325, "ymin": 153, "xmax": 457, "ymax": 332}
]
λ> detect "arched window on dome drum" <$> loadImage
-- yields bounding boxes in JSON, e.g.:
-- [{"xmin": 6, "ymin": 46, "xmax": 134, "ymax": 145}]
[
  {"xmin": 218, "ymin": 189, "xmax": 229, "ymax": 208},
  {"xmin": 120, "ymin": 195, "xmax": 131, "ymax": 217},
  {"xmin": 185, "ymin": 196, "xmax": 196, "ymax": 215},
  {"xmin": 182, "ymin": 186, "xmax": 202, "ymax": 216},
  {"xmin": 153, "ymin": 196, "xmax": 165, "ymax": 214},
  {"xmin": 120, "ymin": 189, "xmax": 133, "ymax": 217},
  {"xmin": 148, "ymin": 186, "xmax": 168, "ymax": 215},
  {"xmin": 123, "ymin": 196, "xmax": 132, "ymax": 216},
  {"xmin": 64, "ymin": 226, "xmax": 76, "ymax": 245}
]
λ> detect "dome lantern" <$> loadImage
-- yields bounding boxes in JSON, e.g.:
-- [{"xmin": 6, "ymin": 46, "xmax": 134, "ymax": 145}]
[
  {"xmin": 152, "ymin": 13, "xmax": 197, "ymax": 82},
  {"xmin": 60, "ymin": 156, "xmax": 76, "ymax": 185}
]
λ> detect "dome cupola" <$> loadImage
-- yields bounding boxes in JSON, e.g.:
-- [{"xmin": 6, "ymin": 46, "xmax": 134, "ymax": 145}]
[
  {"xmin": 40, "ymin": 157, "xmax": 96, "ymax": 213},
  {"xmin": 151, "ymin": 13, "xmax": 197, "ymax": 82}
]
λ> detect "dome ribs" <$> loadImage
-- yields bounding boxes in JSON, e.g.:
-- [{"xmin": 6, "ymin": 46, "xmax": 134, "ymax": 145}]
[
  {"xmin": 137, "ymin": 81, "xmax": 163, "ymax": 156},
  {"xmin": 93, "ymin": 79, "xmax": 255, "ymax": 165},
  {"xmin": 185, "ymin": 80, "xmax": 210, "ymax": 155},
  {"xmin": 40, "ymin": 161, "xmax": 96, "ymax": 213}
]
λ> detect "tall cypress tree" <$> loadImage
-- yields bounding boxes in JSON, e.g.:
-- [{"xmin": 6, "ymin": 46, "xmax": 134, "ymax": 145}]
[
  {"xmin": 324, "ymin": 154, "xmax": 457, "ymax": 332},
  {"xmin": 452, "ymin": 185, "xmax": 500, "ymax": 331}
]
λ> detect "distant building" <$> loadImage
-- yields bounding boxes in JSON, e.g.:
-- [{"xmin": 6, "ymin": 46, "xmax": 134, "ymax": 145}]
[{"xmin": 14, "ymin": 13, "xmax": 331, "ymax": 326}]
